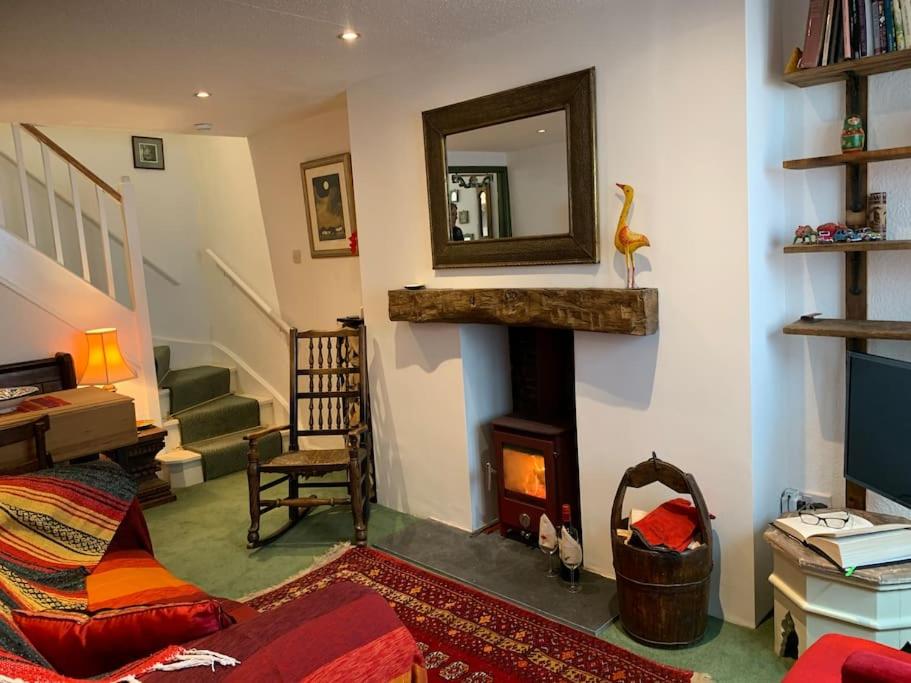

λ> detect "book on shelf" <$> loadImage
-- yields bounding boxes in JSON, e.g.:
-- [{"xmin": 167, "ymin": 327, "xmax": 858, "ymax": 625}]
[
  {"xmin": 886, "ymin": 0, "xmax": 897, "ymax": 51},
  {"xmin": 822, "ymin": 0, "xmax": 838, "ymax": 64},
  {"xmin": 802, "ymin": 0, "xmax": 828, "ymax": 67},
  {"xmin": 864, "ymin": 0, "xmax": 875, "ymax": 56},
  {"xmin": 773, "ymin": 513, "xmax": 911, "ymax": 570},
  {"xmin": 895, "ymin": 0, "xmax": 907, "ymax": 48},
  {"xmin": 844, "ymin": 0, "xmax": 854, "ymax": 58}
]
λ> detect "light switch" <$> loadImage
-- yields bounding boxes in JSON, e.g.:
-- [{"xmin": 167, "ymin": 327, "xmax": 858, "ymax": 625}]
[{"xmin": 292, "ymin": 249, "xmax": 302, "ymax": 264}]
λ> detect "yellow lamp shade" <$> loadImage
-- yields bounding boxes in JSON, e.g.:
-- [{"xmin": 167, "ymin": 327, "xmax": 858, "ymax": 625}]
[{"xmin": 80, "ymin": 328, "xmax": 136, "ymax": 388}]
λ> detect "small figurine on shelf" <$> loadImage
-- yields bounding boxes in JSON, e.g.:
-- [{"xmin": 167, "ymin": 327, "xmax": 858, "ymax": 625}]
[
  {"xmin": 816, "ymin": 223, "xmax": 839, "ymax": 243},
  {"xmin": 856, "ymin": 228, "xmax": 884, "ymax": 241},
  {"xmin": 834, "ymin": 227, "xmax": 856, "ymax": 243},
  {"xmin": 793, "ymin": 225, "xmax": 819, "ymax": 244},
  {"xmin": 841, "ymin": 116, "xmax": 866, "ymax": 153},
  {"xmin": 614, "ymin": 183, "xmax": 651, "ymax": 289},
  {"xmin": 868, "ymin": 192, "xmax": 887, "ymax": 239}
]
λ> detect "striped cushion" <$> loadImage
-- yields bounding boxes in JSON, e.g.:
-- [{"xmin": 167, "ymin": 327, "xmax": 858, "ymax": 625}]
[{"xmin": 87, "ymin": 550, "xmax": 207, "ymax": 612}]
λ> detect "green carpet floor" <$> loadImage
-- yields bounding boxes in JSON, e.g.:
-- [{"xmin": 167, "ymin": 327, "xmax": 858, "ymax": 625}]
[{"xmin": 145, "ymin": 471, "xmax": 792, "ymax": 682}]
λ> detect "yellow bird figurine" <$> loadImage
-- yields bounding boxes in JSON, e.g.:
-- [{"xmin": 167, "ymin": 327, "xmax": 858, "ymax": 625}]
[{"xmin": 614, "ymin": 183, "xmax": 650, "ymax": 289}]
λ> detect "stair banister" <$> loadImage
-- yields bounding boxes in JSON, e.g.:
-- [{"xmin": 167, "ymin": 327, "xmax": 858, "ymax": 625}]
[
  {"xmin": 121, "ymin": 176, "xmax": 162, "ymax": 425},
  {"xmin": 204, "ymin": 248, "xmax": 290, "ymax": 335},
  {"xmin": 11, "ymin": 125, "xmax": 36, "ymax": 246}
]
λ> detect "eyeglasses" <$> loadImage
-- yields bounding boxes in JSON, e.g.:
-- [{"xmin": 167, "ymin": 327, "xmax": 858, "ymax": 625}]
[{"xmin": 799, "ymin": 511, "xmax": 852, "ymax": 529}]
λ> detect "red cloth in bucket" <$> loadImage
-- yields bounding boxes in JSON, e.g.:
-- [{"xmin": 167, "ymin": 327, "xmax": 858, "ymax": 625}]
[{"xmin": 632, "ymin": 497, "xmax": 700, "ymax": 552}]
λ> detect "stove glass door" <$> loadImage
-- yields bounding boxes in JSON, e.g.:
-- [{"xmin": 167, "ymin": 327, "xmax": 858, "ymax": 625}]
[{"xmin": 502, "ymin": 443, "xmax": 547, "ymax": 501}]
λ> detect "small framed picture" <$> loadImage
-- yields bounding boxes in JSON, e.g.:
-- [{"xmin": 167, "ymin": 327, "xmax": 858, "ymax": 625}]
[
  {"xmin": 132, "ymin": 136, "xmax": 165, "ymax": 170},
  {"xmin": 300, "ymin": 153, "xmax": 358, "ymax": 258}
]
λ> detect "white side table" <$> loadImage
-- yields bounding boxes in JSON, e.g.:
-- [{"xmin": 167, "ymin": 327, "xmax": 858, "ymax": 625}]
[{"xmin": 764, "ymin": 511, "xmax": 911, "ymax": 657}]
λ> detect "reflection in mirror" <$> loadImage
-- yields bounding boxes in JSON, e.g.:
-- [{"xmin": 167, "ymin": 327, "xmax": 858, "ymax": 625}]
[{"xmin": 445, "ymin": 111, "xmax": 567, "ymax": 242}]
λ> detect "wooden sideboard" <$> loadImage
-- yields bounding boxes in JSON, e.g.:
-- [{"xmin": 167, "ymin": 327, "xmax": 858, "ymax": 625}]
[{"xmin": 0, "ymin": 387, "xmax": 137, "ymax": 469}]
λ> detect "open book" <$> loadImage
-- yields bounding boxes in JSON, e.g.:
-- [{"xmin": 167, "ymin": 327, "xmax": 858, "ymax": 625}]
[{"xmin": 773, "ymin": 513, "xmax": 911, "ymax": 570}]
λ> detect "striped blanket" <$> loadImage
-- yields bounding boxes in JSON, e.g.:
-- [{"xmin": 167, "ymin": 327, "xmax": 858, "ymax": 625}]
[{"xmin": 0, "ymin": 462, "xmax": 136, "ymax": 667}]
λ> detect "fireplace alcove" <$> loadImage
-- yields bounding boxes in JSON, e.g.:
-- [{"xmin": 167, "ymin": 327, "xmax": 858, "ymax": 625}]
[{"xmin": 388, "ymin": 287, "xmax": 659, "ymax": 545}]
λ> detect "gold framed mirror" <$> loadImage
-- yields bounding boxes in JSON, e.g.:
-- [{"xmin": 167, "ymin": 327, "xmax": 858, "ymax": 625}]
[{"xmin": 422, "ymin": 68, "xmax": 597, "ymax": 268}]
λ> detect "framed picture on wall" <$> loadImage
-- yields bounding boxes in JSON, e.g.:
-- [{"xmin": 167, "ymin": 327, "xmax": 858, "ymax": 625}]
[
  {"xmin": 300, "ymin": 153, "xmax": 358, "ymax": 258},
  {"xmin": 131, "ymin": 136, "xmax": 165, "ymax": 170}
]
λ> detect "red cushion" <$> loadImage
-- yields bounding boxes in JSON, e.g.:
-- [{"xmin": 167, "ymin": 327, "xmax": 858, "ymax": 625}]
[
  {"xmin": 13, "ymin": 600, "xmax": 233, "ymax": 678},
  {"xmin": 784, "ymin": 633, "xmax": 911, "ymax": 683},
  {"xmin": 843, "ymin": 650, "xmax": 911, "ymax": 683}
]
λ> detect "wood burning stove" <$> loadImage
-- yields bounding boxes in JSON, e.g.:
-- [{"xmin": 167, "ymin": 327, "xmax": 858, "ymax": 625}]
[
  {"xmin": 489, "ymin": 327, "xmax": 581, "ymax": 542},
  {"xmin": 491, "ymin": 417, "xmax": 579, "ymax": 541}
]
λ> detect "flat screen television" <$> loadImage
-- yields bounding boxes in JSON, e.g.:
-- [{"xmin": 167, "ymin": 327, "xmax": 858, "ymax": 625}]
[{"xmin": 845, "ymin": 351, "xmax": 911, "ymax": 508}]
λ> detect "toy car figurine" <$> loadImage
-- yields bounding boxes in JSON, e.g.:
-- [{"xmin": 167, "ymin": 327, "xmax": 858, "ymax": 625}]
[
  {"xmin": 816, "ymin": 223, "xmax": 840, "ymax": 243},
  {"xmin": 834, "ymin": 228, "xmax": 855, "ymax": 243},
  {"xmin": 856, "ymin": 228, "xmax": 884, "ymax": 241}
]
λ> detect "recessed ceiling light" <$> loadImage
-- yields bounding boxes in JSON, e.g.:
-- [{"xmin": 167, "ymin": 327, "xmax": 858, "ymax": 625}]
[
  {"xmin": 338, "ymin": 30, "xmax": 360, "ymax": 41},
  {"xmin": 194, "ymin": 91, "xmax": 211, "ymax": 98},
  {"xmin": 537, "ymin": 128, "xmax": 546, "ymax": 134},
  {"xmin": 194, "ymin": 122, "xmax": 213, "ymax": 131}
]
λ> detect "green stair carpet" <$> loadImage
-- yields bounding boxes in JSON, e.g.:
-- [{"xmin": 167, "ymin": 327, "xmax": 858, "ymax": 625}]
[
  {"xmin": 162, "ymin": 366, "xmax": 231, "ymax": 413},
  {"xmin": 156, "ymin": 345, "xmax": 282, "ymax": 481},
  {"xmin": 188, "ymin": 429, "xmax": 282, "ymax": 480},
  {"xmin": 153, "ymin": 345, "xmax": 170, "ymax": 385}
]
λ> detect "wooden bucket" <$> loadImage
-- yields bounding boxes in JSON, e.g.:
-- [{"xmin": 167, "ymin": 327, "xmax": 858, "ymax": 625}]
[{"xmin": 610, "ymin": 454, "xmax": 713, "ymax": 647}]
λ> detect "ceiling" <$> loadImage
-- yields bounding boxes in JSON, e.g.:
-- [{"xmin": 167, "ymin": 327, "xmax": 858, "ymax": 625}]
[
  {"xmin": 446, "ymin": 111, "xmax": 566, "ymax": 153},
  {"xmin": 0, "ymin": 0, "xmax": 599, "ymax": 137}
]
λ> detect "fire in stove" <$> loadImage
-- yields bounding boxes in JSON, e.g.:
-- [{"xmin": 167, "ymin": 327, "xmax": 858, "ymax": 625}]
[{"xmin": 503, "ymin": 447, "xmax": 547, "ymax": 499}]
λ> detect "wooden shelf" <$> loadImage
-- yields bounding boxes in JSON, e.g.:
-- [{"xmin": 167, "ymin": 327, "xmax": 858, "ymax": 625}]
[
  {"xmin": 388, "ymin": 287, "xmax": 658, "ymax": 335},
  {"xmin": 783, "ymin": 146, "xmax": 911, "ymax": 169},
  {"xmin": 784, "ymin": 239, "xmax": 911, "ymax": 254},
  {"xmin": 784, "ymin": 50, "xmax": 911, "ymax": 87},
  {"xmin": 783, "ymin": 318, "xmax": 911, "ymax": 341}
]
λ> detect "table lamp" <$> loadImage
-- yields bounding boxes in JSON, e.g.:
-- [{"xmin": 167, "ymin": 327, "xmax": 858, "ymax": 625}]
[{"xmin": 80, "ymin": 328, "xmax": 136, "ymax": 391}]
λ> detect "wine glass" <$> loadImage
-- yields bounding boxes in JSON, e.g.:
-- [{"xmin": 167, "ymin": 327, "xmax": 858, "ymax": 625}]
[
  {"xmin": 560, "ymin": 539, "xmax": 583, "ymax": 593},
  {"xmin": 540, "ymin": 540, "xmax": 559, "ymax": 578}
]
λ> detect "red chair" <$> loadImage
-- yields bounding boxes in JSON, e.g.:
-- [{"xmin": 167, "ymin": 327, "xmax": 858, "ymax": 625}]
[{"xmin": 784, "ymin": 634, "xmax": 911, "ymax": 683}]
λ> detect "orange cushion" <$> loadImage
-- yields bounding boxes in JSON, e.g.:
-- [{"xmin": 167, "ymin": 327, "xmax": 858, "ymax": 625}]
[
  {"xmin": 13, "ymin": 600, "xmax": 232, "ymax": 678},
  {"xmin": 87, "ymin": 549, "xmax": 207, "ymax": 611}
]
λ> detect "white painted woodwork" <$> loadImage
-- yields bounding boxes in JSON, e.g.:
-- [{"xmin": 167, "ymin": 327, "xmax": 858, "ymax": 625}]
[
  {"xmin": 68, "ymin": 165, "xmax": 91, "ymax": 281},
  {"xmin": 120, "ymin": 177, "xmax": 161, "ymax": 425},
  {"xmin": 769, "ymin": 545, "xmax": 911, "ymax": 656},
  {"xmin": 40, "ymin": 142, "xmax": 65, "ymax": 265},
  {"xmin": 95, "ymin": 185, "xmax": 116, "ymax": 298},
  {"xmin": 10, "ymin": 125, "xmax": 36, "ymax": 246}
]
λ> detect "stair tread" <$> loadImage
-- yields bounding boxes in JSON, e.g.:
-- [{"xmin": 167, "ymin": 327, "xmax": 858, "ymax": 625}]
[
  {"xmin": 161, "ymin": 365, "xmax": 231, "ymax": 413},
  {"xmin": 185, "ymin": 428, "xmax": 283, "ymax": 480},
  {"xmin": 174, "ymin": 394, "xmax": 261, "ymax": 444}
]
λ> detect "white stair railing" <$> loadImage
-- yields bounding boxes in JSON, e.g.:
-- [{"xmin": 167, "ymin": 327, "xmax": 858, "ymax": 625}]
[{"xmin": 3, "ymin": 123, "xmax": 132, "ymax": 306}]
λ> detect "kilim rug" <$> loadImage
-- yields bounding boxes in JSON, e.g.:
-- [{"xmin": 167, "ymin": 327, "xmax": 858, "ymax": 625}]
[{"xmin": 244, "ymin": 546, "xmax": 707, "ymax": 683}]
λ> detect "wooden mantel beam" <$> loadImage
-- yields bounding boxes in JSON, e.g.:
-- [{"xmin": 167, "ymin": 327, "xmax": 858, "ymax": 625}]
[{"xmin": 388, "ymin": 288, "xmax": 658, "ymax": 335}]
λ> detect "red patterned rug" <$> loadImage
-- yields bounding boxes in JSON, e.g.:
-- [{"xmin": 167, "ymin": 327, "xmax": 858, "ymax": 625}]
[{"xmin": 245, "ymin": 546, "xmax": 700, "ymax": 682}]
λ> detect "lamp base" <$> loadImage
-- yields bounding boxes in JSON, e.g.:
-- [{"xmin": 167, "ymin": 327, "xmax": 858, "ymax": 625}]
[{"xmin": 101, "ymin": 384, "xmax": 117, "ymax": 392}]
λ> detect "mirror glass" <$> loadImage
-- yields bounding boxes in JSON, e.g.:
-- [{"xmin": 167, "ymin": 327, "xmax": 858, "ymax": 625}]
[{"xmin": 444, "ymin": 111, "xmax": 568, "ymax": 242}]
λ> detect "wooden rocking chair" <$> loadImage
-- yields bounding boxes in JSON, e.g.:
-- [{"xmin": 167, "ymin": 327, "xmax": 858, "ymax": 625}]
[{"xmin": 246, "ymin": 326, "xmax": 372, "ymax": 548}]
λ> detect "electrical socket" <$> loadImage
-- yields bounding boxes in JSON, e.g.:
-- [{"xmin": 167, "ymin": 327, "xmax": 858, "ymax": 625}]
[{"xmin": 780, "ymin": 488, "xmax": 833, "ymax": 513}]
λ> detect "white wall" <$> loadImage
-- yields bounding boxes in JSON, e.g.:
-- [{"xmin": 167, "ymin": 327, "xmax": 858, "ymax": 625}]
[
  {"xmin": 37, "ymin": 126, "xmax": 214, "ymax": 342},
  {"xmin": 506, "ymin": 142, "xmax": 569, "ymax": 236},
  {"xmin": 20, "ymin": 126, "xmax": 286, "ymax": 414},
  {"xmin": 746, "ymin": 0, "xmax": 802, "ymax": 622},
  {"xmin": 348, "ymin": 1, "xmax": 762, "ymax": 627},
  {"xmin": 782, "ymin": 0, "xmax": 911, "ymax": 517},
  {"xmin": 248, "ymin": 104, "xmax": 363, "ymax": 332}
]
